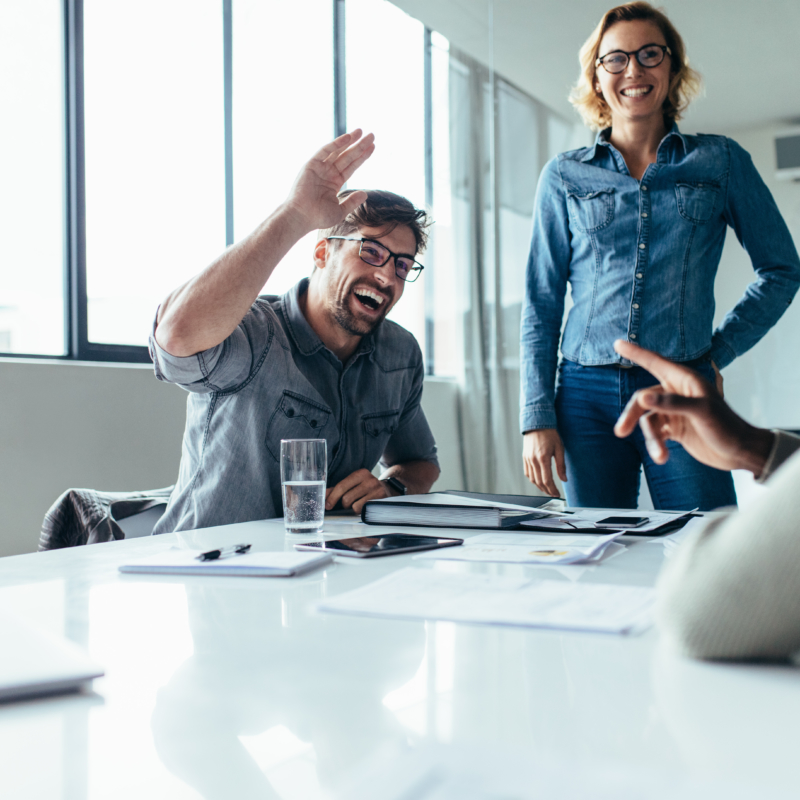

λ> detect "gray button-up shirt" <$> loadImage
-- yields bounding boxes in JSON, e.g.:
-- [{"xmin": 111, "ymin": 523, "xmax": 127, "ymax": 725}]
[{"xmin": 149, "ymin": 279, "xmax": 438, "ymax": 534}]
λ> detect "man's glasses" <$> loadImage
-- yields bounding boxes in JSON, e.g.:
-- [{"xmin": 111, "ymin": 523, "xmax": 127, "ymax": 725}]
[
  {"xmin": 595, "ymin": 43, "xmax": 671, "ymax": 74},
  {"xmin": 326, "ymin": 237, "xmax": 424, "ymax": 283}
]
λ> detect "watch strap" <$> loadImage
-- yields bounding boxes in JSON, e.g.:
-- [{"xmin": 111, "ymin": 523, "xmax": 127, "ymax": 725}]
[{"xmin": 383, "ymin": 476, "xmax": 407, "ymax": 496}]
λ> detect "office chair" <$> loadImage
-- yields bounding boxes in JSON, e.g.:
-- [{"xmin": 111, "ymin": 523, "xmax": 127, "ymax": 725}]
[{"xmin": 39, "ymin": 486, "xmax": 173, "ymax": 551}]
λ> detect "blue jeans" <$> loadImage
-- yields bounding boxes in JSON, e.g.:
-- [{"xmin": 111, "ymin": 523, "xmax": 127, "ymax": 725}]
[{"xmin": 554, "ymin": 359, "xmax": 737, "ymax": 511}]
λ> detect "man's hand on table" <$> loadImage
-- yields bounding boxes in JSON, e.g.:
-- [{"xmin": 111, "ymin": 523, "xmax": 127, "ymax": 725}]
[
  {"xmin": 613, "ymin": 340, "xmax": 774, "ymax": 476},
  {"xmin": 325, "ymin": 469, "xmax": 391, "ymax": 515}
]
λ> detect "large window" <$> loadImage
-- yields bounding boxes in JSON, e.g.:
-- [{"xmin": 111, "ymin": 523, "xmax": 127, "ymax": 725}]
[
  {"xmin": 83, "ymin": 0, "xmax": 226, "ymax": 348},
  {"xmin": 0, "ymin": 0, "xmax": 65, "ymax": 356},
  {"xmin": 1, "ymin": 0, "xmax": 578, "ymax": 376},
  {"xmin": 346, "ymin": 0, "xmax": 427, "ymax": 346},
  {"xmin": 232, "ymin": 0, "xmax": 334, "ymax": 297}
]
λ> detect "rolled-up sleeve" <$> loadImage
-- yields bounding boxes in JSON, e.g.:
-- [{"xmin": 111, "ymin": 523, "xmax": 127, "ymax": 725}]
[
  {"xmin": 709, "ymin": 139, "xmax": 800, "ymax": 369},
  {"xmin": 380, "ymin": 361, "xmax": 439, "ymax": 470},
  {"xmin": 519, "ymin": 157, "xmax": 571, "ymax": 432},
  {"xmin": 149, "ymin": 304, "xmax": 272, "ymax": 393}
]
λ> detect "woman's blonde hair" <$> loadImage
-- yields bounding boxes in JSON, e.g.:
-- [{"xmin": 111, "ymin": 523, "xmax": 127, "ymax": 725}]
[{"xmin": 569, "ymin": 2, "xmax": 702, "ymax": 131}]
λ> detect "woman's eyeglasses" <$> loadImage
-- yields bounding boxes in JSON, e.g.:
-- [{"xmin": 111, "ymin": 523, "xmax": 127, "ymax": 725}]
[
  {"xmin": 326, "ymin": 237, "xmax": 424, "ymax": 283},
  {"xmin": 595, "ymin": 44, "xmax": 671, "ymax": 74}
]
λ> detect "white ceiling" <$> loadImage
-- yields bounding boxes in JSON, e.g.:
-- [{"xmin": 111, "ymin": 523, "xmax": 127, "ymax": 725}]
[{"xmin": 392, "ymin": 0, "xmax": 800, "ymax": 133}]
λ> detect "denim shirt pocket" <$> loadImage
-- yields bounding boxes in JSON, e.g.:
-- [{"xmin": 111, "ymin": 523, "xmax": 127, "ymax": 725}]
[
  {"xmin": 566, "ymin": 187, "xmax": 615, "ymax": 232},
  {"xmin": 266, "ymin": 391, "xmax": 332, "ymax": 462},
  {"xmin": 361, "ymin": 409, "xmax": 400, "ymax": 470},
  {"xmin": 675, "ymin": 182, "xmax": 720, "ymax": 223}
]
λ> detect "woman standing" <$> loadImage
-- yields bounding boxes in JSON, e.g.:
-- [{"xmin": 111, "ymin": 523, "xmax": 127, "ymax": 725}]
[{"xmin": 520, "ymin": 1, "xmax": 800, "ymax": 510}]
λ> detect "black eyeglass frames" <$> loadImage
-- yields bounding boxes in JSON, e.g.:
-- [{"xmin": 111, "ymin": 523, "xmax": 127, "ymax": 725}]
[
  {"xmin": 326, "ymin": 237, "xmax": 424, "ymax": 283},
  {"xmin": 595, "ymin": 44, "xmax": 671, "ymax": 74}
]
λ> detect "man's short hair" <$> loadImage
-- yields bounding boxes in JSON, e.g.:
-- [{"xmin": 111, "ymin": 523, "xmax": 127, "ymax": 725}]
[{"xmin": 320, "ymin": 189, "xmax": 431, "ymax": 255}]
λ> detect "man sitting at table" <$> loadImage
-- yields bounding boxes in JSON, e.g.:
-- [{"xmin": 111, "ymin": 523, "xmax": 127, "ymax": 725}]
[
  {"xmin": 614, "ymin": 339, "xmax": 800, "ymax": 662},
  {"xmin": 149, "ymin": 130, "xmax": 440, "ymax": 534}
]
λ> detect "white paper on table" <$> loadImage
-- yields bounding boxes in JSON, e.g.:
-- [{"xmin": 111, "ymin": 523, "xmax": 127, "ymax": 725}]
[
  {"xmin": 318, "ymin": 567, "xmax": 655, "ymax": 634},
  {"xmin": 413, "ymin": 531, "xmax": 624, "ymax": 564},
  {"xmin": 659, "ymin": 516, "xmax": 711, "ymax": 552}
]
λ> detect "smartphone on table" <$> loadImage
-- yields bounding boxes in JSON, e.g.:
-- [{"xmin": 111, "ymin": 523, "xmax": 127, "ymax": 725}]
[
  {"xmin": 596, "ymin": 516, "xmax": 649, "ymax": 528},
  {"xmin": 294, "ymin": 533, "xmax": 463, "ymax": 558}
]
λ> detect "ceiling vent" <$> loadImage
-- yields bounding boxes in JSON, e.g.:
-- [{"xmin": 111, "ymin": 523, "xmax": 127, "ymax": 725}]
[{"xmin": 775, "ymin": 129, "xmax": 800, "ymax": 181}]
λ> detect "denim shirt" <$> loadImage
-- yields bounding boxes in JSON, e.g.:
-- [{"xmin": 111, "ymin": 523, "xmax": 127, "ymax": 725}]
[
  {"xmin": 149, "ymin": 279, "xmax": 438, "ymax": 533},
  {"xmin": 520, "ymin": 125, "xmax": 800, "ymax": 432}
]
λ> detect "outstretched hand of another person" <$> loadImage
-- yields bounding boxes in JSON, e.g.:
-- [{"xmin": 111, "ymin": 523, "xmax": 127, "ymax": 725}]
[
  {"xmin": 285, "ymin": 129, "xmax": 375, "ymax": 233},
  {"xmin": 613, "ymin": 340, "xmax": 774, "ymax": 476},
  {"xmin": 522, "ymin": 428, "xmax": 567, "ymax": 497}
]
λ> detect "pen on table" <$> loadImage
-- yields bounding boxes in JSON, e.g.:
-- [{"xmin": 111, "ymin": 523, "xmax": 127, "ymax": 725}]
[{"xmin": 196, "ymin": 543, "xmax": 252, "ymax": 561}]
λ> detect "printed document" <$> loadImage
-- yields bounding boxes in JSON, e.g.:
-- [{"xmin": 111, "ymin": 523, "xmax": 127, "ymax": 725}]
[
  {"xmin": 413, "ymin": 531, "xmax": 624, "ymax": 564},
  {"xmin": 318, "ymin": 567, "xmax": 654, "ymax": 634}
]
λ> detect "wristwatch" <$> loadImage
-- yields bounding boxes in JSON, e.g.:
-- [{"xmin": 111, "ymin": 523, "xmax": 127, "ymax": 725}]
[{"xmin": 382, "ymin": 476, "xmax": 407, "ymax": 496}]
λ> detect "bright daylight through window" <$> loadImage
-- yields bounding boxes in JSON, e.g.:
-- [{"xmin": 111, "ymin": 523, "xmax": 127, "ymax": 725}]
[
  {"xmin": 83, "ymin": 0, "xmax": 226, "ymax": 347},
  {"xmin": 346, "ymin": 0, "xmax": 427, "ymax": 351},
  {"xmin": 232, "ymin": 0, "xmax": 334, "ymax": 298},
  {"xmin": 1, "ymin": 0, "xmax": 577, "ymax": 376},
  {"xmin": 0, "ymin": 0, "xmax": 65, "ymax": 356}
]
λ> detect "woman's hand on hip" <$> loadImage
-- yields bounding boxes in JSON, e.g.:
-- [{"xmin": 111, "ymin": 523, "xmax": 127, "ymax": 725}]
[{"xmin": 522, "ymin": 429, "xmax": 567, "ymax": 497}]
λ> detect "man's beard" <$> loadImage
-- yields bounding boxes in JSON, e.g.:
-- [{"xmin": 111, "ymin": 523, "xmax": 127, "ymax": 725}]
[{"xmin": 331, "ymin": 293, "xmax": 386, "ymax": 336}]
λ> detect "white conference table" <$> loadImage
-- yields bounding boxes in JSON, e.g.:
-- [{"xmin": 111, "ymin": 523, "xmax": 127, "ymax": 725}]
[{"xmin": 1, "ymin": 516, "xmax": 799, "ymax": 799}]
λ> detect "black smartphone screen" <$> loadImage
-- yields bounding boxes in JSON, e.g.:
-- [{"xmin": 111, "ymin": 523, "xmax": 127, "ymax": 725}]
[
  {"xmin": 596, "ymin": 516, "xmax": 649, "ymax": 527},
  {"xmin": 294, "ymin": 533, "xmax": 463, "ymax": 557}
]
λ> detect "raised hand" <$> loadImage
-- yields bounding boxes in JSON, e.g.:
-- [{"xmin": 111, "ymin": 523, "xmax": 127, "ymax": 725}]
[
  {"xmin": 285, "ymin": 129, "xmax": 375, "ymax": 233},
  {"xmin": 613, "ymin": 340, "xmax": 773, "ymax": 475}
]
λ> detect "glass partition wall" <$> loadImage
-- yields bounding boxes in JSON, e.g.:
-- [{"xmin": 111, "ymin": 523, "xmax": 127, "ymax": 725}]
[{"xmin": 414, "ymin": 0, "xmax": 585, "ymax": 492}]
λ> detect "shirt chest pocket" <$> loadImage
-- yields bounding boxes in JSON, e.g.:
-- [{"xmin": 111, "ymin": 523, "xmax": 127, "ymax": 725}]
[
  {"xmin": 361, "ymin": 409, "xmax": 400, "ymax": 469},
  {"xmin": 266, "ymin": 391, "xmax": 332, "ymax": 462},
  {"xmin": 675, "ymin": 182, "xmax": 720, "ymax": 223},
  {"xmin": 566, "ymin": 187, "xmax": 615, "ymax": 232}
]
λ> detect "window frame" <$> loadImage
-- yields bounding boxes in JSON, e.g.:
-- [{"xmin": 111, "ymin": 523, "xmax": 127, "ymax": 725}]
[{"xmin": 0, "ymin": 0, "xmax": 435, "ymax": 365}]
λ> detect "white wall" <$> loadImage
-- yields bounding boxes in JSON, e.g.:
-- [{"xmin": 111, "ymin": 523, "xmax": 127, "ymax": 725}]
[
  {"xmin": 0, "ymin": 359, "xmax": 187, "ymax": 557},
  {"xmin": 713, "ymin": 124, "xmax": 800, "ymax": 428},
  {"xmin": 0, "ymin": 360, "xmax": 463, "ymax": 558}
]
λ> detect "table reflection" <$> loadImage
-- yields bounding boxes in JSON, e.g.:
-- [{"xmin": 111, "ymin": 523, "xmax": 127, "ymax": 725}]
[
  {"xmin": 151, "ymin": 573, "xmax": 425, "ymax": 798},
  {"xmin": 652, "ymin": 641, "xmax": 800, "ymax": 789}
]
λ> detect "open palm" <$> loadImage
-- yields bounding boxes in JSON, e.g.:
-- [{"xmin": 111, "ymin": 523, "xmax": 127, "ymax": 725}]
[{"xmin": 285, "ymin": 130, "xmax": 375, "ymax": 231}]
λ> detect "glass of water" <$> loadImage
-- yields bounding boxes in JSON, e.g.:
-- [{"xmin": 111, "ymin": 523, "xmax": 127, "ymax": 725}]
[{"xmin": 280, "ymin": 439, "xmax": 327, "ymax": 534}]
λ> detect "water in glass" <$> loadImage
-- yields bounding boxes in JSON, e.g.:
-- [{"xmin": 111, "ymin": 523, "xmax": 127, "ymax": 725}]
[{"xmin": 280, "ymin": 439, "xmax": 327, "ymax": 533}]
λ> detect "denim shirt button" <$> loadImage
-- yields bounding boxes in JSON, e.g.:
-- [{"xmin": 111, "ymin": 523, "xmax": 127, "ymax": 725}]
[
  {"xmin": 636, "ymin": 273, "xmax": 643, "ymax": 278},
  {"xmin": 639, "ymin": 243, "xmax": 646, "ymax": 249},
  {"xmin": 641, "ymin": 185, "xmax": 648, "ymax": 191},
  {"xmin": 633, "ymin": 303, "xmax": 639, "ymax": 309},
  {"xmin": 630, "ymin": 333, "xmax": 637, "ymax": 339},
  {"xmin": 286, "ymin": 408, "xmax": 295, "ymax": 417},
  {"xmin": 642, "ymin": 212, "xmax": 648, "ymax": 218},
  {"xmin": 310, "ymin": 419, "xmax": 318, "ymax": 428}
]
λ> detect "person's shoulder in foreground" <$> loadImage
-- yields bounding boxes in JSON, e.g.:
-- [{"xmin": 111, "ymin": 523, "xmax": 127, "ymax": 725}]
[
  {"xmin": 656, "ymin": 433, "xmax": 800, "ymax": 662},
  {"xmin": 614, "ymin": 339, "xmax": 800, "ymax": 662}
]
